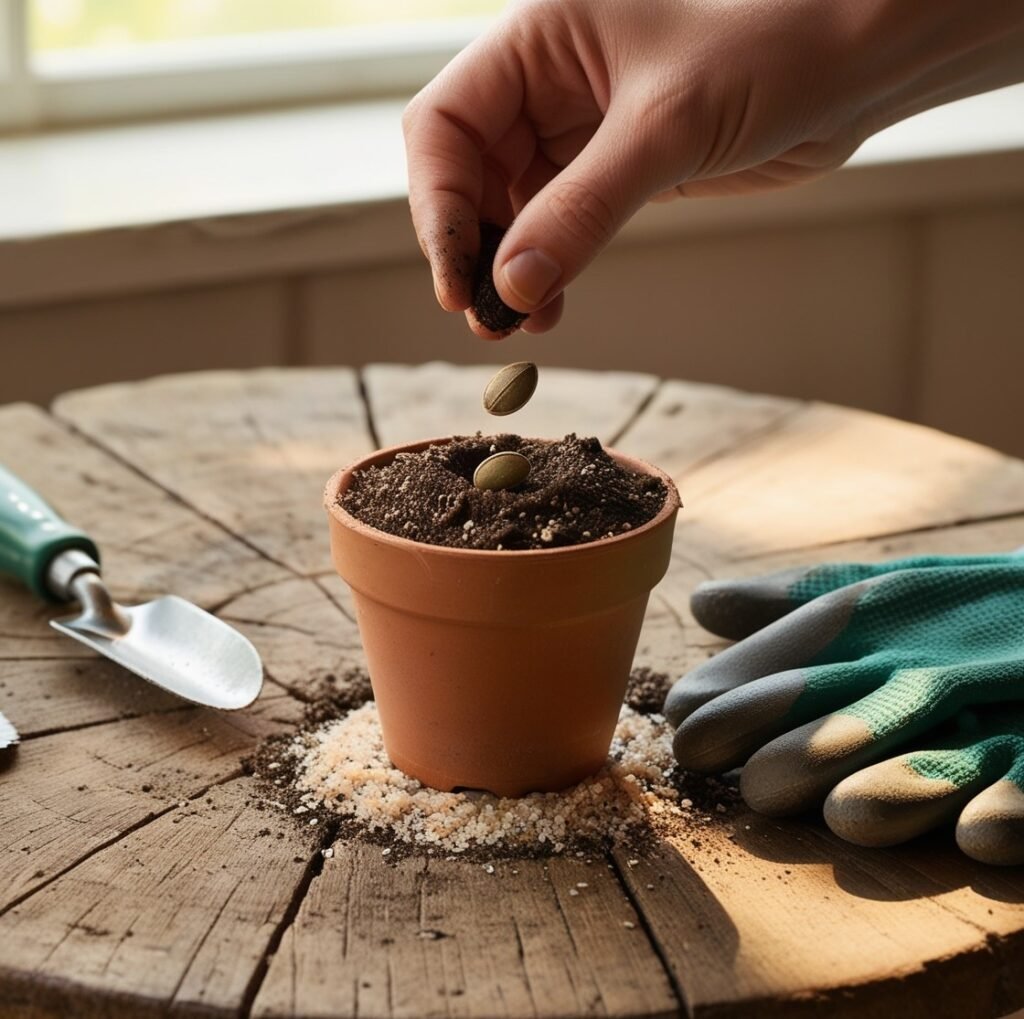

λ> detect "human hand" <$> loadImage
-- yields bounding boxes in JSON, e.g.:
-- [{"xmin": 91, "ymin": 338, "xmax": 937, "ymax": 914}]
[
  {"xmin": 665, "ymin": 553, "xmax": 1024, "ymax": 865},
  {"xmin": 402, "ymin": 0, "xmax": 894, "ymax": 338}
]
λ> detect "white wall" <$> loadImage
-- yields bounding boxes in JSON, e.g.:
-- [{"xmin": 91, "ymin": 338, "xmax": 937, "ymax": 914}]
[{"xmin": 3, "ymin": 199, "xmax": 1022, "ymax": 456}]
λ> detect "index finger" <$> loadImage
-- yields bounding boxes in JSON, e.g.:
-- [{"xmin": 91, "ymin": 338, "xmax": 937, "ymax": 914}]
[{"xmin": 402, "ymin": 28, "xmax": 525, "ymax": 311}]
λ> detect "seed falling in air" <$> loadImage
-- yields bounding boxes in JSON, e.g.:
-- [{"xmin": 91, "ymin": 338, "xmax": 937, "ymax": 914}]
[
  {"xmin": 482, "ymin": 361, "xmax": 538, "ymax": 416},
  {"xmin": 473, "ymin": 451, "xmax": 531, "ymax": 492}
]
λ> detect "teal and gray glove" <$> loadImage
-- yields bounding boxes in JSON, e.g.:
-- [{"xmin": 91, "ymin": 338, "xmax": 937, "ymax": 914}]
[{"xmin": 665, "ymin": 553, "xmax": 1024, "ymax": 865}]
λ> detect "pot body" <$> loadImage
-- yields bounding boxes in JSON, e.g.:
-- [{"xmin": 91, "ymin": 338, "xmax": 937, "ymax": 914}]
[{"xmin": 325, "ymin": 438, "xmax": 680, "ymax": 798}]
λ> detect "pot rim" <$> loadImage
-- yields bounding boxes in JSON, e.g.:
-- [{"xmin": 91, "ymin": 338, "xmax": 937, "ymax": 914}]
[{"xmin": 324, "ymin": 435, "xmax": 681, "ymax": 560}]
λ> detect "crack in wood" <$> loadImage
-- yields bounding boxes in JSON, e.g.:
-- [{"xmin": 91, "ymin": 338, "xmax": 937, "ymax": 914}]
[
  {"xmin": 608, "ymin": 378, "xmax": 665, "ymax": 449},
  {"xmin": 511, "ymin": 914, "xmax": 534, "ymax": 1007},
  {"xmin": 385, "ymin": 951, "xmax": 396, "ymax": 1018},
  {"xmin": 50, "ymin": 413, "xmax": 304, "ymax": 582},
  {"xmin": 169, "ymin": 874, "xmax": 245, "ymax": 1008},
  {"xmin": 311, "ymin": 575, "xmax": 358, "ymax": 626},
  {"xmin": 215, "ymin": 615, "xmax": 334, "ymax": 640},
  {"xmin": 0, "ymin": 765, "xmax": 251, "ymax": 922},
  {"xmin": 99, "ymin": 911, "xmax": 142, "ymax": 980},
  {"xmin": 238, "ymin": 822, "xmax": 339, "ymax": 1019},
  {"xmin": 0, "ymin": 655, "xmax": 100, "ymax": 662},
  {"xmin": 7, "ymin": 372, "xmax": 1022, "ymax": 1019},
  {"xmin": 0, "ymin": 804, "xmax": 178, "ymax": 920},
  {"xmin": 356, "ymin": 366, "xmax": 383, "ymax": 451},
  {"xmin": 40, "ymin": 901, "xmax": 100, "ymax": 969},
  {"xmin": 206, "ymin": 576, "xmax": 301, "ymax": 616},
  {"xmin": 0, "ymin": 633, "xmax": 69, "ymax": 642},
  {"xmin": 609, "ymin": 851, "xmax": 690, "ymax": 1019},
  {"xmin": 17, "ymin": 703, "xmax": 195, "ymax": 742},
  {"xmin": 655, "ymin": 592, "xmax": 689, "ymax": 637},
  {"xmin": 671, "ymin": 551, "xmax": 716, "ymax": 585}
]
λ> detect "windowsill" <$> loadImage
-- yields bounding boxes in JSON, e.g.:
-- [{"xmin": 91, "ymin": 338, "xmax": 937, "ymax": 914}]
[
  {"xmin": 1, "ymin": 84, "xmax": 1023, "ymax": 307},
  {"xmin": 0, "ymin": 98, "xmax": 411, "ymax": 240}
]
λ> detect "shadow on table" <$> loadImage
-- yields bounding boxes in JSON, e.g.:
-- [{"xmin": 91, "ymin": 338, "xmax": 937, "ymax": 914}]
[
  {"xmin": 0, "ymin": 743, "xmax": 18, "ymax": 775},
  {"xmin": 729, "ymin": 808, "xmax": 1024, "ymax": 904}
]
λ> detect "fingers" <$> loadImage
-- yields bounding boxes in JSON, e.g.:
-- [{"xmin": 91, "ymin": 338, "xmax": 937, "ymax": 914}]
[
  {"xmin": 403, "ymin": 32, "xmax": 524, "ymax": 312},
  {"xmin": 823, "ymin": 733, "xmax": 1024, "ymax": 864},
  {"xmin": 521, "ymin": 293, "xmax": 564, "ymax": 334},
  {"xmin": 691, "ymin": 556, "xmax": 1022, "ymax": 642},
  {"xmin": 690, "ymin": 567, "xmax": 814, "ymax": 641},
  {"xmin": 957, "ymin": 778, "xmax": 1024, "ymax": 866},
  {"xmin": 673, "ymin": 661, "xmax": 889, "ymax": 772},
  {"xmin": 741, "ymin": 666, "xmax": 1024, "ymax": 816},
  {"xmin": 664, "ymin": 579, "xmax": 865, "ymax": 727},
  {"xmin": 491, "ymin": 100, "xmax": 673, "ymax": 315},
  {"xmin": 741, "ymin": 713, "xmax": 879, "ymax": 815},
  {"xmin": 824, "ymin": 756, "xmax": 981, "ymax": 847}
]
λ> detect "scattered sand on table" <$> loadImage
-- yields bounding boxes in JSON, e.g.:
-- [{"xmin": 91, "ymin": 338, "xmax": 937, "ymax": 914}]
[{"xmin": 247, "ymin": 668, "xmax": 739, "ymax": 860}]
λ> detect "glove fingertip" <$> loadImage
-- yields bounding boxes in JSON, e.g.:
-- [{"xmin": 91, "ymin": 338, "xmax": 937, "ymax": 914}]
[
  {"xmin": 823, "ymin": 759, "xmax": 963, "ymax": 847},
  {"xmin": 956, "ymin": 779, "xmax": 1024, "ymax": 866},
  {"xmin": 691, "ymin": 577, "xmax": 796, "ymax": 640}
]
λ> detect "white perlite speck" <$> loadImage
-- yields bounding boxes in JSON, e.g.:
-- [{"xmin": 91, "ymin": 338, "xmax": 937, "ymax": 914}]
[{"xmin": 286, "ymin": 702, "xmax": 699, "ymax": 855}]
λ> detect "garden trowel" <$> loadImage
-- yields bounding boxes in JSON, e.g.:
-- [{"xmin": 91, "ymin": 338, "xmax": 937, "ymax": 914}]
[{"xmin": 0, "ymin": 465, "xmax": 262, "ymax": 710}]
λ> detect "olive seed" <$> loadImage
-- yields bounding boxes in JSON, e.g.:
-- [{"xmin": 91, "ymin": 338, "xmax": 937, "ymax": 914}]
[
  {"xmin": 482, "ymin": 362, "xmax": 538, "ymax": 416},
  {"xmin": 473, "ymin": 451, "xmax": 531, "ymax": 491}
]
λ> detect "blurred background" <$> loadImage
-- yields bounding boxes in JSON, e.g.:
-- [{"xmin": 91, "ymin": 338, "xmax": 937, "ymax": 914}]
[{"xmin": 1, "ymin": 0, "xmax": 1023, "ymax": 453}]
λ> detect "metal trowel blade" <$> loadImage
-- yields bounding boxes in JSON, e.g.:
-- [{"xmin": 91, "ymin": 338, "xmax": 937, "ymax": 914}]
[
  {"xmin": 0, "ymin": 711, "xmax": 18, "ymax": 748},
  {"xmin": 51, "ymin": 595, "xmax": 263, "ymax": 710}
]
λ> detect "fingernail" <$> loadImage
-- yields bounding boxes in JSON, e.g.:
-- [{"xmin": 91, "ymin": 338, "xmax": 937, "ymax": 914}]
[{"xmin": 501, "ymin": 248, "xmax": 561, "ymax": 310}]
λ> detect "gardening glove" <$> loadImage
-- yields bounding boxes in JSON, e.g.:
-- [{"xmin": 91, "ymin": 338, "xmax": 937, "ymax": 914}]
[{"xmin": 665, "ymin": 553, "xmax": 1024, "ymax": 865}]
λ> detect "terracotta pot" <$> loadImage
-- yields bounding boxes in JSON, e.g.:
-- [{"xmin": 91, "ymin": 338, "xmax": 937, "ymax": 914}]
[{"xmin": 324, "ymin": 438, "xmax": 680, "ymax": 798}]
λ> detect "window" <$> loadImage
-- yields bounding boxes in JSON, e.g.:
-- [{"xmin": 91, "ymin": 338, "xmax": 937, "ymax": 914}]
[{"xmin": 0, "ymin": 0, "xmax": 504, "ymax": 132}]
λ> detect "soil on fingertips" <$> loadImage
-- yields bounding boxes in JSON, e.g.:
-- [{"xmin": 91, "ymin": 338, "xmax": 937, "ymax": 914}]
[
  {"xmin": 339, "ymin": 433, "xmax": 668, "ymax": 551},
  {"xmin": 471, "ymin": 221, "xmax": 528, "ymax": 336},
  {"xmin": 244, "ymin": 667, "xmax": 741, "ymax": 865},
  {"xmin": 433, "ymin": 211, "xmax": 474, "ymax": 305}
]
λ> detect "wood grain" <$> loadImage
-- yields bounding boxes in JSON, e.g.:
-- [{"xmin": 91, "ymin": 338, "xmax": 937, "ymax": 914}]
[
  {"xmin": 614, "ymin": 378, "xmax": 800, "ymax": 481},
  {"xmin": 219, "ymin": 575, "xmax": 366, "ymax": 701},
  {"xmin": 0, "ymin": 655, "xmax": 185, "ymax": 741},
  {"xmin": 612, "ymin": 821, "xmax": 1022, "ymax": 1019},
  {"xmin": 54, "ymin": 368, "xmax": 375, "ymax": 577},
  {"xmin": 0, "ymin": 403, "xmax": 287, "ymax": 660},
  {"xmin": 670, "ymin": 402, "xmax": 1024, "ymax": 560},
  {"xmin": 252, "ymin": 844, "xmax": 677, "ymax": 1019},
  {"xmin": 363, "ymin": 361, "xmax": 659, "ymax": 449},
  {"xmin": 0, "ymin": 696, "xmax": 299, "ymax": 910},
  {"xmin": 1, "ymin": 366, "xmax": 1023, "ymax": 1019},
  {"xmin": 0, "ymin": 777, "xmax": 320, "ymax": 1019}
]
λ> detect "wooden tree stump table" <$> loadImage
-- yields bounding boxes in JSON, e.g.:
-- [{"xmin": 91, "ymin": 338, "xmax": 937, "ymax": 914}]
[{"xmin": 2, "ymin": 363, "xmax": 1023, "ymax": 1019}]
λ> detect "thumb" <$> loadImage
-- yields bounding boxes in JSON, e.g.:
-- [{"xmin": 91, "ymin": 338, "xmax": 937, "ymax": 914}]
[{"xmin": 494, "ymin": 102, "xmax": 671, "ymax": 313}]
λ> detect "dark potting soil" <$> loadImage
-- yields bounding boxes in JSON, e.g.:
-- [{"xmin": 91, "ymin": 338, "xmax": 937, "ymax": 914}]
[
  {"xmin": 471, "ymin": 222, "xmax": 528, "ymax": 336},
  {"xmin": 625, "ymin": 666, "xmax": 675, "ymax": 715},
  {"xmin": 340, "ymin": 433, "xmax": 668, "ymax": 551}
]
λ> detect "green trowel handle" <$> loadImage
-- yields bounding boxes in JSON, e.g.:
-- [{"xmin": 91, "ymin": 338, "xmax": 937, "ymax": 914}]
[{"xmin": 0, "ymin": 465, "xmax": 99, "ymax": 601}]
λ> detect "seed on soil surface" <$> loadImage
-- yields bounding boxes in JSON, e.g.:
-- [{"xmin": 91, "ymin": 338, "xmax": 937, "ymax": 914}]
[
  {"xmin": 482, "ymin": 361, "xmax": 538, "ymax": 416},
  {"xmin": 473, "ymin": 451, "xmax": 531, "ymax": 491}
]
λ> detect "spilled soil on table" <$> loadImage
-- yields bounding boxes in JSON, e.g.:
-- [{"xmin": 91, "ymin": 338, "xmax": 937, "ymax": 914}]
[{"xmin": 242, "ymin": 667, "xmax": 740, "ymax": 864}]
